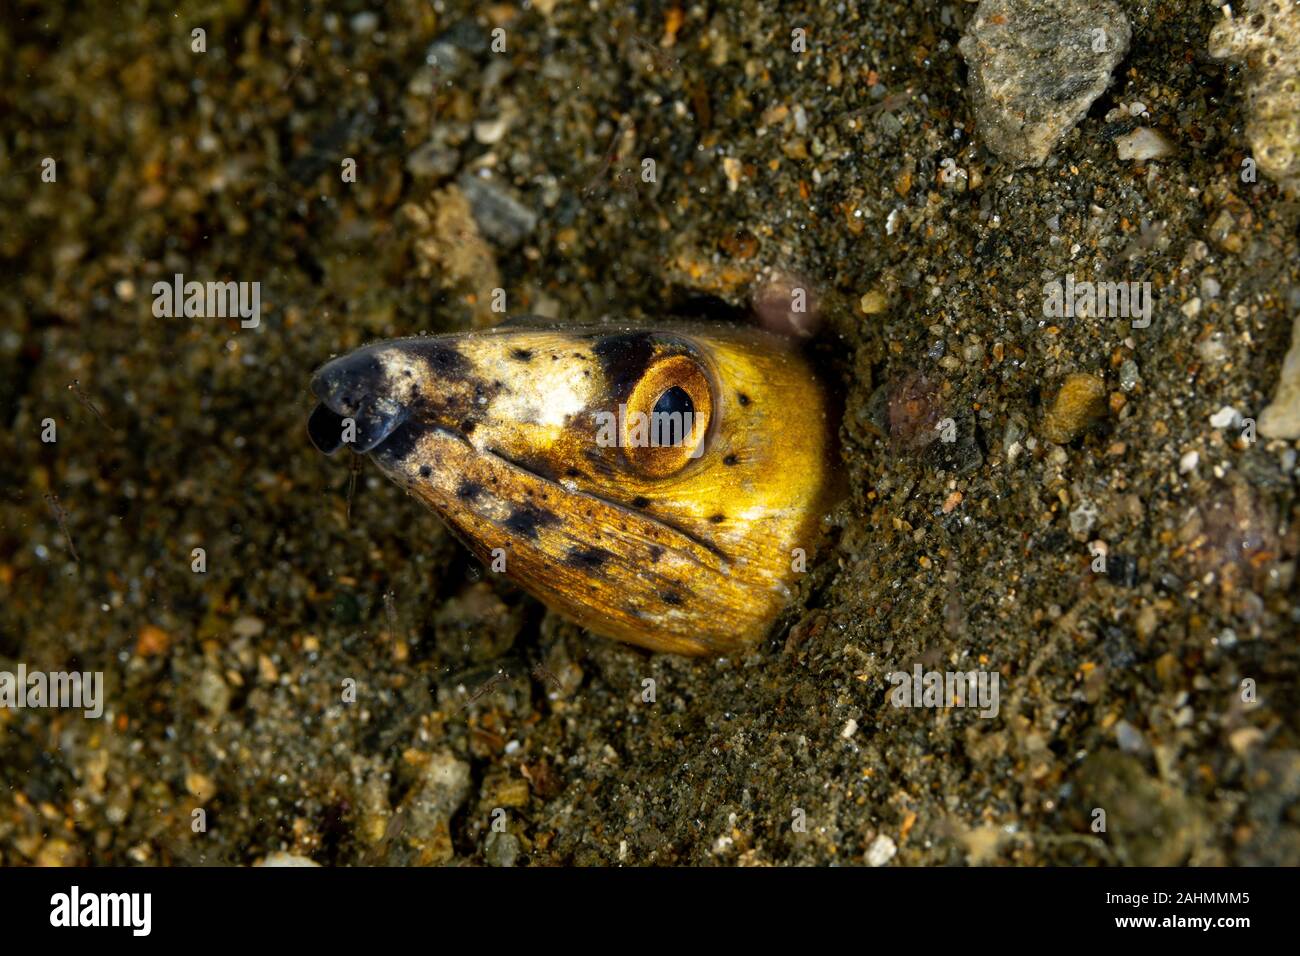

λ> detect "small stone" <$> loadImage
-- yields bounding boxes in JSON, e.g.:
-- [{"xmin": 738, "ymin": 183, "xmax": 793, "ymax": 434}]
[
  {"xmin": 135, "ymin": 624, "xmax": 171, "ymax": 657},
  {"xmin": 406, "ymin": 142, "xmax": 460, "ymax": 179},
  {"xmin": 1259, "ymin": 312, "xmax": 1300, "ymax": 439},
  {"xmin": 1041, "ymin": 372, "xmax": 1108, "ymax": 444},
  {"xmin": 257, "ymin": 852, "xmax": 321, "ymax": 867},
  {"xmin": 859, "ymin": 289, "xmax": 889, "ymax": 315},
  {"xmin": 1106, "ymin": 554, "xmax": 1139, "ymax": 587},
  {"xmin": 195, "ymin": 669, "xmax": 231, "ymax": 718},
  {"xmin": 866, "ymin": 833, "xmax": 897, "ymax": 867},
  {"xmin": 1118, "ymin": 359, "xmax": 1140, "ymax": 392},
  {"xmin": 473, "ymin": 115, "xmax": 512, "ymax": 145},
  {"xmin": 1209, "ymin": 405, "xmax": 1239, "ymax": 429},
  {"xmin": 840, "ymin": 718, "xmax": 859, "ymax": 739},
  {"xmin": 722, "ymin": 156, "xmax": 743, "ymax": 192},
  {"xmin": 484, "ymin": 831, "xmax": 521, "ymax": 867},
  {"xmin": 186, "ymin": 772, "xmax": 216, "ymax": 802},
  {"xmin": 1115, "ymin": 127, "xmax": 1176, "ymax": 160},
  {"xmin": 1115, "ymin": 720, "xmax": 1147, "ymax": 754},
  {"xmin": 1068, "ymin": 500, "xmax": 1098, "ymax": 535},
  {"xmin": 350, "ymin": 12, "xmax": 379, "ymax": 35},
  {"xmin": 1228, "ymin": 727, "xmax": 1264, "ymax": 755},
  {"xmin": 232, "ymin": 615, "xmax": 264, "ymax": 638},
  {"xmin": 402, "ymin": 750, "xmax": 472, "ymax": 864},
  {"xmin": 1179, "ymin": 450, "xmax": 1200, "ymax": 474},
  {"xmin": 456, "ymin": 171, "xmax": 538, "ymax": 247},
  {"xmin": 959, "ymin": 0, "xmax": 1131, "ymax": 166}
]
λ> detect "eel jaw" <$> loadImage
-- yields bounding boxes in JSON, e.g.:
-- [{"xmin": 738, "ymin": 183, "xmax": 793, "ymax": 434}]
[{"xmin": 307, "ymin": 347, "xmax": 414, "ymax": 455}]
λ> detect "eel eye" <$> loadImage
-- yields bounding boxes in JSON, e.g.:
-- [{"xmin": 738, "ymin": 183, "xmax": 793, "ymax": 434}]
[{"xmin": 622, "ymin": 354, "xmax": 714, "ymax": 477}]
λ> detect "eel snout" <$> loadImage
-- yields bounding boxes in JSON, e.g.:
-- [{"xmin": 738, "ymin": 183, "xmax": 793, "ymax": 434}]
[{"xmin": 308, "ymin": 347, "xmax": 412, "ymax": 455}]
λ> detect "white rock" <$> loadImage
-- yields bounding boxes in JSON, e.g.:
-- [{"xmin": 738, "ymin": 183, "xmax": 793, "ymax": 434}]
[
  {"xmin": 1116, "ymin": 127, "xmax": 1176, "ymax": 160},
  {"xmin": 1260, "ymin": 313, "xmax": 1300, "ymax": 438},
  {"xmin": 866, "ymin": 834, "xmax": 897, "ymax": 867},
  {"xmin": 256, "ymin": 852, "xmax": 320, "ymax": 867},
  {"xmin": 1179, "ymin": 450, "xmax": 1200, "ymax": 474},
  {"xmin": 1209, "ymin": 405, "xmax": 1239, "ymax": 428}
]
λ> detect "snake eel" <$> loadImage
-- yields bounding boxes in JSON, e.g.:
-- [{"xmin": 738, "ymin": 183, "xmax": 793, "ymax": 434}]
[{"xmin": 308, "ymin": 319, "xmax": 838, "ymax": 656}]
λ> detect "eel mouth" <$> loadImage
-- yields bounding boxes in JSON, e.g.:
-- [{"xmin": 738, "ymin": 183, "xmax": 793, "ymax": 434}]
[
  {"xmin": 307, "ymin": 352, "xmax": 412, "ymax": 455},
  {"xmin": 306, "ymin": 399, "xmax": 410, "ymax": 455}
]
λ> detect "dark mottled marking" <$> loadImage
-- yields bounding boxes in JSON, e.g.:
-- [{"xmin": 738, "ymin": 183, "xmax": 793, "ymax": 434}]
[
  {"xmin": 460, "ymin": 420, "xmax": 477, "ymax": 435},
  {"xmin": 709, "ymin": 513, "xmax": 725, "ymax": 524},
  {"xmin": 737, "ymin": 392, "xmax": 751, "ymax": 406},
  {"xmin": 371, "ymin": 420, "xmax": 420, "ymax": 463},
  {"xmin": 407, "ymin": 340, "xmax": 468, "ymax": 377},
  {"xmin": 567, "ymin": 546, "xmax": 613, "ymax": 571},
  {"xmin": 592, "ymin": 332, "xmax": 656, "ymax": 401},
  {"xmin": 510, "ymin": 348, "xmax": 533, "ymax": 362},
  {"xmin": 648, "ymin": 545, "xmax": 664, "ymax": 563},
  {"xmin": 456, "ymin": 479, "xmax": 482, "ymax": 501},
  {"xmin": 723, "ymin": 454, "xmax": 738, "ymax": 466},
  {"xmin": 503, "ymin": 504, "xmax": 559, "ymax": 540},
  {"xmin": 419, "ymin": 464, "xmax": 432, "ymax": 478},
  {"xmin": 631, "ymin": 496, "xmax": 650, "ymax": 508},
  {"xmin": 660, "ymin": 589, "xmax": 684, "ymax": 606},
  {"xmin": 565, "ymin": 467, "xmax": 582, "ymax": 478}
]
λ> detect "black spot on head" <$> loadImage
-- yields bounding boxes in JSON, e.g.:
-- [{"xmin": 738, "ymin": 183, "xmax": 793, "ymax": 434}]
[
  {"xmin": 503, "ymin": 504, "xmax": 559, "ymax": 540},
  {"xmin": 510, "ymin": 348, "xmax": 534, "ymax": 362},
  {"xmin": 592, "ymin": 332, "xmax": 656, "ymax": 402},
  {"xmin": 565, "ymin": 467, "xmax": 582, "ymax": 479},
  {"xmin": 709, "ymin": 513, "xmax": 725, "ymax": 524},
  {"xmin": 566, "ymin": 546, "xmax": 613, "ymax": 571},
  {"xmin": 456, "ymin": 479, "xmax": 482, "ymax": 501},
  {"xmin": 419, "ymin": 464, "xmax": 433, "ymax": 478},
  {"xmin": 737, "ymin": 392, "xmax": 752, "ymax": 406},
  {"xmin": 631, "ymin": 496, "xmax": 650, "ymax": 508},
  {"xmin": 723, "ymin": 454, "xmax": 738, "ymax": 466},
  {"xmin": 408, "ymin": 340, "xmax": 468, "ymax": 378},
  {"xmin": 660, "ymin": 589, "xmax": 684, "ymax": 606},
  {"xmin": 460, "ymin": 420, "xmax": 477, "ymax": 435}
]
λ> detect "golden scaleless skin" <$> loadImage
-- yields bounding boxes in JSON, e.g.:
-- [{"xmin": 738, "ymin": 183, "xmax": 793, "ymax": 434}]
[{"xmin": 307, "ymin": 320, "xmax": 839, "ymax": 656}]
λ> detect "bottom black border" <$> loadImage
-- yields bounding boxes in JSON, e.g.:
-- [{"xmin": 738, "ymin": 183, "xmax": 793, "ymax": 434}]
[{"xmin": 0, "ymin": 866, "xmax": 1278, "ymax": 942}]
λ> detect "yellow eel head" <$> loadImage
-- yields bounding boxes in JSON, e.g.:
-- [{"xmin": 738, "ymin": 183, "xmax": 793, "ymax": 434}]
[{"xmin": 308, "ymin": 320, "xmax": 839, "ymax": 656}]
